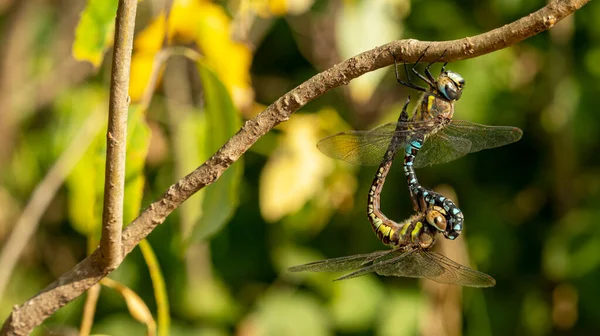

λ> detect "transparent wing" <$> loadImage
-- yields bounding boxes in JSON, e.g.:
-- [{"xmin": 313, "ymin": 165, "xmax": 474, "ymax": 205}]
[
  {"xmin": 413, "ymin": 120, "xmax": 523, "ymax": 168},
  {"xmin": 336, "ymin": 248, "xmax": 495, "ymax": 287},
  {"xmin": 334, "ymin": 249, "xmax": 412, "ymax": 281},
  {"xmin": 444, "ymin": 120, "xmax": 523, "ymax": 153},
  {"xmin": 413, "ymin": 132, "xmax": 471, "ymax": 168},
  {"xmin": 318, "ymin": 119, "xmax": 521, "ymax": 168},
  {"xmin": 317, "ymin": 121, "xmax": 438, "ymax": 166},
  {"xmin": 288, "ymin": 250, "xmax": 392, "ymax": 273},
  {"xmin": 413, "ymin": 250, "xmax": 496, "ymax": 287}
]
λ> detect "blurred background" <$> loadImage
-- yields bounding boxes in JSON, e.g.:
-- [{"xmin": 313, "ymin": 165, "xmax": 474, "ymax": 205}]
[{"xmin": 0, "ymin": 0, "xmax": 598, "ymax": 335}]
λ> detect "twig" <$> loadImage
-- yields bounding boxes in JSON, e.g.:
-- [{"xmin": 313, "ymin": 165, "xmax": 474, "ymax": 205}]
[
  {"xmin": 79, "ymin": 284, "xmax": 101, "ymax": 336},
  {"xmin": 0, "ymin": 109, "xmax": 104, "ymax": 300},
  {"xmin": 139, "ymin": 240, "xmax": 170, "ymax": 336},
  {"xmin": 0, "ymin": 0, "xmax": 590, "ymax": 334},
  {"xmin": 420, "ymin": 186, "xmax": 465, "ymax": 336},
  {"xmin": 0, "ymin": 0, "xmax": 41, "ymax": 163},
  {"xmin": 100, "ymin": 277, "xmax": 157, "ymax": 335},
  {"xmin": 100, "ymin": 0, "xmax": 138, "ymax": 270},
  {"xmin": 138, "ymin": 47, "xmax": 201, "ymax": 113},
  {"xmin": 163, "ymin": 52, "xmax": 200, "ymax": 238}
]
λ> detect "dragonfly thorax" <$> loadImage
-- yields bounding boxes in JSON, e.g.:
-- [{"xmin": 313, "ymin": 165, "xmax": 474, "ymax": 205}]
[
  {"xmin": 437, "ymin": 70, "xmax": 465, "ymax": 101},
  {"xmin": 418, "ymin": 230, "xmax": 435, "ymax": 249},
  {"xmin": 395, "ymin": 214, "xmax": 437, "ymax": 249}
]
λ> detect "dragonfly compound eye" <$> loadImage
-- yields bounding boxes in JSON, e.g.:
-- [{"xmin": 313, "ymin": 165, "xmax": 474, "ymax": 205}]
[
  {"xmin": 439, "ymin": 81, "xmax": 460, "ymax": 101},
  {"xmin": 438, "ymin": 71, "xmax": 465, "ymax": 101},
  {"xmin": 446, "ymin": 70, "xmax": 465, "ymax": 87},
  {"xmin": 426, "ymin": 209, "xmax": 447, "ymax": 232}
]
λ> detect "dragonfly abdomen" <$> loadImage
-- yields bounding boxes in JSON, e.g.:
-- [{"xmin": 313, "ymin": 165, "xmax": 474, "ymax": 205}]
[
  {"xmin": 367, "ymin": 158, "xmax": 402, "ymax": 246},
  {"xmin": 366, "ymin": 155, "xmax": 438, "ymax": 247},
  {"xmin": 403, "ymin": 137, "xmax": 463, "ymax": 240}
]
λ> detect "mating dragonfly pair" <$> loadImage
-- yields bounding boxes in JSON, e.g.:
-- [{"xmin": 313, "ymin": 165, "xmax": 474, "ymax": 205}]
[{"xmin": 289, "ymin": 49, "xmax": 522, "ymax": 287}]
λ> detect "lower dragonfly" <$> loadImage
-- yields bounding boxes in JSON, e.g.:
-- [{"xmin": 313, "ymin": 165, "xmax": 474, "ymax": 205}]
[
  {"xmin": 288, "ymin": 213, "xmax": 494, "ymax": 287},
  {"xmin": 289, "ymin": 99, "xmax": 495, "ymax": 287}
]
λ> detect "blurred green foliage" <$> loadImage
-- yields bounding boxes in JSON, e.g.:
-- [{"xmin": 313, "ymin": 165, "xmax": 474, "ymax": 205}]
[{"xmin": 0, "ymin": 0, "xmax": 599, "ymax": 335}]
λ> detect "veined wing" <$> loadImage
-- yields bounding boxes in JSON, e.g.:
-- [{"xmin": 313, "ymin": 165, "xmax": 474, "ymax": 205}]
[
  {"xmin": 411, "ymin": 250, "xmax": 496, "ymax": 287},
  {"xmin": 317, "ymin": 120, "xmax": 439, "ymax": 166},
  {"xmin": 413, "ymin": 120, "xmax": 523, "ymax": 168},
  {"xmin": 288, "ymin": 250, "xmax": 392, "ymax": 273},
  {"xmin": 337, "ymin": 248, "xmax": 495, "ymax": 287},
  {"xmin": 414, "ymin": 132, "xmax": 471, "ymax": 168},
  {"xmin": 334, "ymin": 248, "xmax": 413, "ymax": 281},
  {"xmin": 444, "ymin": 120, "xmax": 523, "ymax": 153}
]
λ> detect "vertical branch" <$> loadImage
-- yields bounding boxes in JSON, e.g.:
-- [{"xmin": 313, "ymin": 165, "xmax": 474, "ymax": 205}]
[{"xmin": 100, "ymin": 0, "xmax": 138, "ymax": 269}]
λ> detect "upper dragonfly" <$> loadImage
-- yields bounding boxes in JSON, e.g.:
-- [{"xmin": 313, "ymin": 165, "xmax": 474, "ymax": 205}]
[{"xmin": 317, "ymin": 49, "xmax": 523, "ymax": 168}]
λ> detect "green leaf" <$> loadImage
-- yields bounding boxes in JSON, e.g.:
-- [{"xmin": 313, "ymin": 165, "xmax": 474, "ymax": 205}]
[
  {"xmin": 139, "ymin": 239, "xmax": 170, "ymax": 336},
  {"xmin": 57, "ymin": 88, "xmax": 108, "ymax": 238},
  {"xmin": 329, "ymin": 276, "xmax": 384, "ymax": 331},
  {"xmin": 249, "ymin": 289, "xmax": 330, "ymax": 336},
  {"xmin": 543, "ymin": 210, "xmax": 600, "ymax": 280},
  {"xmin": 375, "ymin": 288, "xmax": 423, "ymax": 336},
  {"xmin": 72, "ymin": 0, "xmax": 119, "ymax": 68},
  {"xmin": 175, "ymin": 111, "xmax": 206, "ymax": 238},
  {"xmin": 64, "ymin": 133, "xmax": 105, "ymax": 239},
  {"xmin": 57, "ymin": 88, "xmax": 150, "ymax": 239},
  {"xmin": 123, "ymin": 106, "xmax": 151, "ymax": 225},
  {"xmin": 336, "ymin": 0, "xmax": 402, "ymax": 103},
  {"xmin": 180, "ymin": 274, "xmax": 240, "ymax": 323},
  {"xmin": 186, "ymin": 63, "xmax": 242, "ymax": 243}
]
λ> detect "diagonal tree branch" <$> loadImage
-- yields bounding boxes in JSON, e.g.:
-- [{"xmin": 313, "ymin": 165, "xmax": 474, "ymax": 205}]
[
  {"xmin": 0, "ymin": 0, "xmax": 590, "ymax": 334},
  {"xmin": 100, "ymin": 0, "xmax": 138, "ymax": 269}
]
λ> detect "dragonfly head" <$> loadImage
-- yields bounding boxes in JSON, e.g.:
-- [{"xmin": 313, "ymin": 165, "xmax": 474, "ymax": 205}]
[
  {"xmin": 426, "ymin": 206, "xmax": 449, "ymax": 230},
  {"xmin": 438, "ymin": 70, "xmax": 465, "ymax": 101},
  {"xmin": 426, "ymin": 206, "xmax": 462, "ymax": 240}
]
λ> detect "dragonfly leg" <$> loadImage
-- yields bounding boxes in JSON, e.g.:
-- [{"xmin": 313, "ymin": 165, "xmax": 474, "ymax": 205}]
[
  {"xmin": 389, "ymin": 48, "xmax": 427, "ymax": 92},
  {"xmin": 409, "ymin": 47, "xmax": 437, "ymax": 88},
  {"xmin": 399, "ymin": 95, "xmax": 411, "ymax": 122},
  {"xmin": 412, "ymin": 69, "xmax": 435, "ymax": 88},
  {"xmin": 424, "ymin": 49, "xmax": 448, "ymax": 82},
  {"xmin": 440, "ymin": 62, "xmax": 448, "ymax": 74}
]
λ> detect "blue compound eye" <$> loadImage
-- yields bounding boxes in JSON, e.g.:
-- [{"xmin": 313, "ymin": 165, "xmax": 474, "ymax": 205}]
[
  {"xmin": 438, "ymin": 71, "xmax": 465, "ymax": 101},
  {"xmin": 440, "ymin": 82, "xmax": 460, "ymax": 100},
  {"xmin": 447, "ymin": 71, "xmax": 465, "ymax": 86}
]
